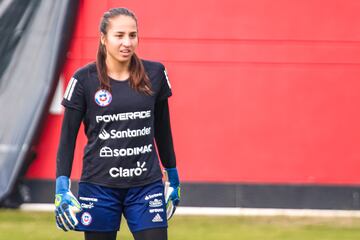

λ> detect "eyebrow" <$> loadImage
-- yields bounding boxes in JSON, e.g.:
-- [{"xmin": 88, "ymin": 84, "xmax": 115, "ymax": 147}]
[{"xmin": 114, "ymin": 31, "xmax": 137, "ymax": 34}]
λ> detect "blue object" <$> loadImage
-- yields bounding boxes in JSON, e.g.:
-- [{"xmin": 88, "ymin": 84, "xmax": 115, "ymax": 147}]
[
  {"xmin": 75, "ymin": 180, "xmax": 168, "ymax": 232},
  {"xmin": 55, "ymin": 176, "xmax": 82, "ymax": 231},
  {"xmin": 164, "ymin": 168, "xmax": 181, "ymax": 219},
  {"xmin": 165, "ymin": 168, "xmax": 180, "ymax": 204},
  {"xmin": 56, "ymin": 176, "xmax": 70, "ymax": 193}
]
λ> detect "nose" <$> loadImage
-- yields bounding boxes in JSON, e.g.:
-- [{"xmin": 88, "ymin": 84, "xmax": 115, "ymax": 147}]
[{"xmin": 121, "ymin": 36, "xmax": 131, "ymax": 47}]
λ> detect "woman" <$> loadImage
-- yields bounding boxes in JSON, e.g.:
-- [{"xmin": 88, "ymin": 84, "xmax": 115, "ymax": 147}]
[{"xmin": 54, "ymin": 8, "xmax": 180, "ymax": 240}]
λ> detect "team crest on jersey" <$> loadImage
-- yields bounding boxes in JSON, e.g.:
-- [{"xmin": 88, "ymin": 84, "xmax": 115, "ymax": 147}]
[
  {"xmin": 94, "ymin": 89, "xmax": 112, "ymax": 107},
  {"xmin": 81, "ymin": 212, "xmax": 92, "ymax": 226}
]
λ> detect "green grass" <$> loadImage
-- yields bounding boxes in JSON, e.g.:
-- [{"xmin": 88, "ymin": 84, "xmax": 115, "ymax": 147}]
[{"xmin": 2, "ymin": 210, "xmax": 360, "ymax": 239}]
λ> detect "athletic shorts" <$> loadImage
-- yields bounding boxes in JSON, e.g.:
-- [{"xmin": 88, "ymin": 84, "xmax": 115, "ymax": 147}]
[{"xmin": 75, "ymin": 180, "xmax": 168, "ymax": 232}]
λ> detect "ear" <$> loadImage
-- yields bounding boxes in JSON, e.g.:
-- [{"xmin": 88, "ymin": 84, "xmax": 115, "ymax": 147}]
[{"xmin": 100, "ymin": 33, "xmax": 106, "ymax": 45}]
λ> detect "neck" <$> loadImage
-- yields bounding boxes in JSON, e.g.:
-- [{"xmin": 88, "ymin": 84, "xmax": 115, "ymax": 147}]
[{"xmin": 106, "ymin": 56, "xmax": 131, "ymax": 81}]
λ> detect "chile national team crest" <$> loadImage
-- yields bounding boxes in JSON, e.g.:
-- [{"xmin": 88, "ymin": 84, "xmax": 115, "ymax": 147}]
[
  {"xmin": 94, "ymin": 89, "xmax": 112, "ymax": 107},
  {"xmin": 81, "ymin": 212, "xmax": 92, "ymax": 226}
]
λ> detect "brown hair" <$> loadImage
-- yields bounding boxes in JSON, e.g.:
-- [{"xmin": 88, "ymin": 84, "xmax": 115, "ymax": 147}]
[{"xmin": 96, "ymin": 8, "xmax": 152, "ymax": 94}]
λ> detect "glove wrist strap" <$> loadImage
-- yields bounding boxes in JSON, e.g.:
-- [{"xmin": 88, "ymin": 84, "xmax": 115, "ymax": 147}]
[
  {"xmin": 165, "ymin": 168, "xmax": 180, "ymax": 187},
  {"xmin": 56, "ymin": 176, "xmax": 70, "ymax": 193}
]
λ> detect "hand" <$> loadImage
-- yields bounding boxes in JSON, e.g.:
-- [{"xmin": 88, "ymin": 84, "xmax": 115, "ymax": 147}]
[
  {"xmin": 164, "ymin": 168, "xmax": 181, "ymax": 220},
  {"xmin": 54, "ymin": 176, "xmax": 82, "ymax": 231}
]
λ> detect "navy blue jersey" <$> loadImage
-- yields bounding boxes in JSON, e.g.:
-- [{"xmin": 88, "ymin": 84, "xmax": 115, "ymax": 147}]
[{"xmin": 62, "ymin": 60, "xmax": 172, "ymax": 188}]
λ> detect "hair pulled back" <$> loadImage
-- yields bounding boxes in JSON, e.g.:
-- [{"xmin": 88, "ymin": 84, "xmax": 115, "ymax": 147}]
[{"xmin": 96, "ymin": 8, "xmax": 152, "ymax": 94}]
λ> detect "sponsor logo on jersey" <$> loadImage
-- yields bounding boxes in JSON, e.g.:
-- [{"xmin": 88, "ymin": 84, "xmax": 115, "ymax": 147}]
[
  {"xmin": 81, "ymin": 212, "xmax": 92, "ymax": 226},
  {"xmin": 109, "ymin": 161, "xmax": 147, "ymax": 178},
  {"xmin": 100, "ymin": 146, "xmax": 113, "ymax": 157},
  {"xmin": 149, "ymin": 199, "xmax": 163, "ymax": 208},
  {"xmin": 79, "ymin": 197, "xmax": 98, "ymax": 202},
  {"xmin": 145, "ymin": 192, "xmax": 163, "ymax": 201},
  {"xmin": 96, "ymin": 110, "xmax": 151, "ymax": 123},
  {"xmin": 99, "ymin": 129, "xmax": 111, "ymax": 140},
  {"xmin": 81, "ymin": 202, "xmax": 94, "ymax": 209},
  {"xmin": 98, "ymin": 127, "xmax": 151, "ymax": 140},
  {"xmin": 99, "ymin": 144, "xmax": 152, "ymax": 158},
  {"xmin": 94, "ymin": 89, "xmax": 112, "ymax": 107},
  {"xmin": 164, "ymin": 69, "xmax": 171, "ymax": 89},
  {"xmin": 149, "ymin": 208, "xmax": 164, "ymax": 213},
  {"xmin": 152, "ymin": 213, "xmax": 163, "ymax": 223}
]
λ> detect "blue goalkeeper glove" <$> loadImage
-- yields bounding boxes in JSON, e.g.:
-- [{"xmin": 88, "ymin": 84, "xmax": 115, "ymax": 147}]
[
  {"xmin": 55, "ymin": 176, "xmax": 82, "ymax": 231},
  {"xmin": 164, "ymin": 168, "xmax": 181, "ymax": 220}
]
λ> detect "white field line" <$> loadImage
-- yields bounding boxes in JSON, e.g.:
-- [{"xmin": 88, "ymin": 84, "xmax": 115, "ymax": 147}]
[
  {"xmin": 20, "ymin": 204, "xmax": 54, "ymax": 211},
  {"xmin": 19, "ymin": 204, "xmax": 360, "ymax": 218}
]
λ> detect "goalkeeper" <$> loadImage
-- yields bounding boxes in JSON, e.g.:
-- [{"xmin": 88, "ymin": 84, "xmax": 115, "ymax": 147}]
[{"xmin": 55, "ymin": 7, "xmax": 180, "ymax": 240}]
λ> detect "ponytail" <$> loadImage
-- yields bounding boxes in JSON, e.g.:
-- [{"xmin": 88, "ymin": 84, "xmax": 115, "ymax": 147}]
[
  {"xmin": 129, "ymin": 53, "xmax": 152, "ymax": 95},
  {"xmin": 96, "ymin": 41, "xmax": 111, "ymax": 91}
]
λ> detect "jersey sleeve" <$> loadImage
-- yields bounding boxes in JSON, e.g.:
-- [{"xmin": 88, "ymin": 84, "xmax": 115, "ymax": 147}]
[
  {"xmin": 61, "ymin": 75, "xmax": 86, "ymax": 112},
  {"xmin": 56, "ymin": 107, "xmax": 84, "ymax": 177},
  {"xmin": 156, "ymin": 65, "xmax": 173, "ymax": 101},
  {"xmin": 154, "ymin": 99, "xmax": 176, "ymax": 168}
]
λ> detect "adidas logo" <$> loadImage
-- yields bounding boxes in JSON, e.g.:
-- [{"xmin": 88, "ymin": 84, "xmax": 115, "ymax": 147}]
[{"xmin": 152, "ymin": 213, "xmax": 163, "ymax": 223}]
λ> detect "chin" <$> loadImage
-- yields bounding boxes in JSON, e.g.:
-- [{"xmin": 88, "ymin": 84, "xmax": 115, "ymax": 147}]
[
  {"xmin": 116, "ymin": 57, "xmax": 132, "ymax": 64},
  {"xmin": 117, "ymin": 54, "xmax": 133, "ymax": 62}
]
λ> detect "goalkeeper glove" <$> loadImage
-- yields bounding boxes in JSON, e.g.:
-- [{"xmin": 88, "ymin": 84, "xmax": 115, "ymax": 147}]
[
  {"xmin": 164, "ymin": 168, "xmax": 181, "ymax": 220},
  {"xmin": 54, "ymin": 176, "xmax": 82, "ymax": 231}
]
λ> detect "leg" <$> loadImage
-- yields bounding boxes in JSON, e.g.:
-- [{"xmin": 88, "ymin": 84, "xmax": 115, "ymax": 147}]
[
  {"xmin": 124, "ymin": 181, "xmax": 168, "ymax": 234},
  {"xmin": 76, "ymin": 183, "xmax": 125, "ymax": 235},
  {"xmin": 133, "ymin": 227, "xmax": 167, "ymax": 240},
  {"xmin": 84, "ymin": 231, "xmax": 117, "ymax": 240}
]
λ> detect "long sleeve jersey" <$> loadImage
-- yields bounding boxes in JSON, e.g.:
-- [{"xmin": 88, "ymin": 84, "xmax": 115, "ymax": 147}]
[{"xmin": 56, "ymin": 60, "xmax": 176, "ymax": 188}]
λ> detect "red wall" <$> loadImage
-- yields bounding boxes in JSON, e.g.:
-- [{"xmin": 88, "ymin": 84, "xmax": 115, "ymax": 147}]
[{"xmin": 26, "ymin": 0, "xmax": 360, "ymax": 185}]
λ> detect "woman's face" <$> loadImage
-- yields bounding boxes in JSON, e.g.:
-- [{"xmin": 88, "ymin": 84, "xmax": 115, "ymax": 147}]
[{"xmin": 101, "ymin": 15, "xmax": 138, "ymax": 64}]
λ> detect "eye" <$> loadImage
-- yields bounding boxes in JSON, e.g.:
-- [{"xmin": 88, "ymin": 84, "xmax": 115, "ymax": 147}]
[{"xmin": 130, "ymin": 33, "xmax": 137, "ymax": 38}]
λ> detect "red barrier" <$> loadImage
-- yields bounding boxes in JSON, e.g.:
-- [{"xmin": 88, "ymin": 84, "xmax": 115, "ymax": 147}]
[{"xmin": 27, "ymin": 0, "xmax": 360, "ymax": 184}]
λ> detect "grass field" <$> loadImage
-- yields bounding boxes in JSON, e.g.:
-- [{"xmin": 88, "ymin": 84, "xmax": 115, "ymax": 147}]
[{"xmin": 2, "ymin": 210, "xmax": 360, "ymax": 239}]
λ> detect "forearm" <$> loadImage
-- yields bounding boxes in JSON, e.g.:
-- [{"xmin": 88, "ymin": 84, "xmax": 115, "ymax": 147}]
[
  {"xmin": 56, "ymin": 107, "xmax": 83, "ymax": 177},
  {"xmin": 154, "ymin": 99, "xmax": 176, "ymax": 168}
]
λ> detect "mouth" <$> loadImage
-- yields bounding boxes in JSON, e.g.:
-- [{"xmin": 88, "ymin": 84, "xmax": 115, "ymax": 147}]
[{"xmin": 120, "ymin": 49, "xmax": 132, "ymax": 56}]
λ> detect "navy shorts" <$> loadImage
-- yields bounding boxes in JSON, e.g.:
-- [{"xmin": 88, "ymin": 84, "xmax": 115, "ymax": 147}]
[{"xmin": 75, "ymin": 180, "xmax": 168, "ymax": 232}]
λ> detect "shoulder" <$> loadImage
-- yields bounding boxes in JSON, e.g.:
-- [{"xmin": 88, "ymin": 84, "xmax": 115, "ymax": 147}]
[
  {"xmin": 72, "ymin": 62, "xmax": 98, "ymax": 83},
  {"xmin": 141, "ymin": 59, "xmax": 172, "ymax": 99},
  {"xmin": 141, "ymin": 59, "xmax": 165, "ymax": 74}
]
